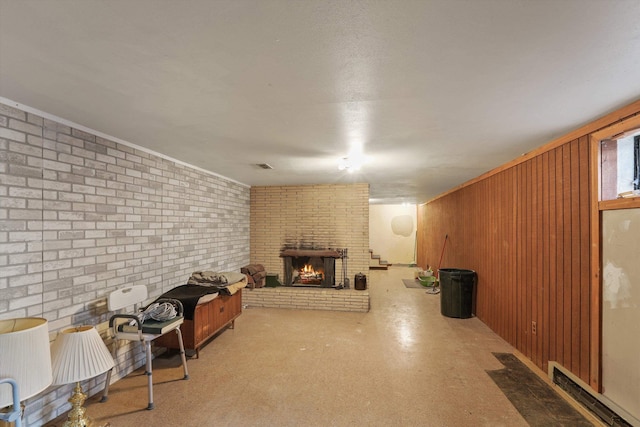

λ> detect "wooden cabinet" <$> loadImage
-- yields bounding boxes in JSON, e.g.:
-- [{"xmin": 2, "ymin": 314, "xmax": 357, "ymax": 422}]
[{"xmin": 155, "ymin": 289, "xmax": 242, "ymax": 357}]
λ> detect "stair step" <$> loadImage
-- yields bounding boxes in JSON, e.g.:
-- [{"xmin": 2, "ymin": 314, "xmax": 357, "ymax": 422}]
[{"xmin": 369, "ymin": 250, "xmax": 390, "ymax": 269}]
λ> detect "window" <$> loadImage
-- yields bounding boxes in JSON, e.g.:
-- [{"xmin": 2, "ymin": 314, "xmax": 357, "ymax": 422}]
[{"xmin": 599, "ymin": 128, "xmax": 640, "ymax": 201}]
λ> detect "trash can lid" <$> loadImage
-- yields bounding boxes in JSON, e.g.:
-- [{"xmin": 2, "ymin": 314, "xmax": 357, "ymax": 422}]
[{"xmin": 439, "ymin": 268, "xmax": 476, "ymax": 274}]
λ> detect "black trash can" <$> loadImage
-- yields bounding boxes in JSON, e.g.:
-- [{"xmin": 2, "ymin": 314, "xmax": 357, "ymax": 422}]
[{"xmin": 438, "ymin": 268, "xmax": 477, "ymax": 318}]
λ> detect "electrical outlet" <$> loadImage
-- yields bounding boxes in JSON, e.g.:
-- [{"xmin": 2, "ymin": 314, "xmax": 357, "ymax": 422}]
[{"xmin": 532, "ymin": 321, "xmax": 537, "ymax": 335}]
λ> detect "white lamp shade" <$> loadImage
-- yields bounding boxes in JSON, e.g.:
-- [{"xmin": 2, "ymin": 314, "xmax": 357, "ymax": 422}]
[
  {"xmin": 0, "ymin": 318, "xmax": 53, "ymax": 408},
  {"xmin": 50, "ymin": 326, "xmax": 115, "ymax": 386}
]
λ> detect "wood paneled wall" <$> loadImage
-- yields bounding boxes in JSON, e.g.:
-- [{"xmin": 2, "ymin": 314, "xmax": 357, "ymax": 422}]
[
  {"xmin": 418, "ymin": 99, "xmax": 640, "ymax": 389},
  {"xmin": 418, "ymin": 136, "xmax": 592, "ymax": 383}
]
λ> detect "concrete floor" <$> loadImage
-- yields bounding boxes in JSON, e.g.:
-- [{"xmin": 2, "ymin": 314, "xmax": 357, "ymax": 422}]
[{"xmin": 47, "ymin": 266, "xmax": 588, "ymax": 426}]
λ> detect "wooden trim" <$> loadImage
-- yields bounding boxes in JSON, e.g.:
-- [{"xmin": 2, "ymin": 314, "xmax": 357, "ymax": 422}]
[
  {"xmin": 280, "ymin": 249, "xmax": 341, "ymax": 258},
  {"xmin": 589, "ymin": 135, "xmax": 601, "ymax": 391},
  {"xmin": 548, "ymin": 148, "xmax": 557, "ymax": 366},
  {"xmin": 541, "ymin": 151, "xmax": 550, "ymax": 373},
  {"xmin": 590, "ymin": 112, "xmax": 640, "ymax": 143},
  {"xmin": 555, "ymin": 146, "xmax": 565, "ymax": 366},
  {"xmin": 590, "ymin": 131, "xmax": 603, "ymax": 391},
  {"xmin": 599, "ymin": 198, "xmax": 640, "ymax": 210},
  {"xmin": 587, "ymin": 114, "xmax": 640, "ymax": 390},
  {"xmin": 562, "ymin": 144, "xmax": 572, "ymax": 369},
  {"xmin": 591, "ymin": 113, "xmax": 640, "ymax": 211},
  {"xmin": 578, "ymin": 136, "xmax": 591, "ymax": 382},
  {"xmin": 588, "ymin": 114, "xmax": 640, "ymax": 390},
  {"xmin": 423, "ymin": 99, "xmax": 640, "ymax": 205}
]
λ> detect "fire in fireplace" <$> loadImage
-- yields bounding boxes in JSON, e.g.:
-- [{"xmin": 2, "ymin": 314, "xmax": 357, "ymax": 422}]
[{"xmin": 295, "ymin": 262, "xmax": 323, "ymax": 285}]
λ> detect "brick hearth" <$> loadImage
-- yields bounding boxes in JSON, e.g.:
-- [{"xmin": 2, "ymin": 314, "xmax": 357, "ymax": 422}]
[{"xmin": 243, "ymin": 287, "xmax": 370, "ymax": 312}]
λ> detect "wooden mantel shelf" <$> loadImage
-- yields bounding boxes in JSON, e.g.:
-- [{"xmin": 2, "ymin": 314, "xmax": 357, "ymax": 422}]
[{"xmin": 280, "ymin": 249, "xmax": 341, "ymax": 258}]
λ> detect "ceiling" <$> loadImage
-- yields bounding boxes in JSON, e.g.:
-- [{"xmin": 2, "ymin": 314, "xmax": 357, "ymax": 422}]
[{"xmin": 2, "ymin": 0, "xmax": 640, "ymax": 204}]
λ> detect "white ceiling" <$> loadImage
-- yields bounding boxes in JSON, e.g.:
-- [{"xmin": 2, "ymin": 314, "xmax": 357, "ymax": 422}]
[{"xmin": 2, "ymin": 0, "xmax": 640, "ymax": 204}]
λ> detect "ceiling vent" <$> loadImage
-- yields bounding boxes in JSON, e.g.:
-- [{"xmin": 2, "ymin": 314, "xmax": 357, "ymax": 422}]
[{"xmin": 256, "ymin": 163, "xmax": 273, "ymax": 170}]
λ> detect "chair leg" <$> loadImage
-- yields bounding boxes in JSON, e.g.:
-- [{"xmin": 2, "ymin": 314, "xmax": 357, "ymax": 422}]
[
  {"xmin": 101, "ymin": 338, "xmax": 118, "ymax": 403},
  {"xmin": 101, "ymin": 330, "xmax": 186, "ymax": 410},
  {"xmin": 101, "ymin": 368, "xmax": 113, "ymax": 403},
  {"xmin": 145, "ymin": 340, "xmax": 154, "ymax": 410},
  {"xmin": 175, "ymin": 327, "xmax": 190, "ymax": 380}
]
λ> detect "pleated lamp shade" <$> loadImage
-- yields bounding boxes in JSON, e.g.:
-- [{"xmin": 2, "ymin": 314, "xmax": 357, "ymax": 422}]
[
  {"xmin": 50, "ymin": 326, "xmax": 115, "ymax": 386},
  {"xmin": 0, "ymin": 318, "xmax": 53, "ymax": 408}
]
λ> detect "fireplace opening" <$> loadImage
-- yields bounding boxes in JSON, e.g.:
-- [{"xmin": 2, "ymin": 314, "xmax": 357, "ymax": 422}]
[{"xmin": 281, "ymin": 248, "xmax": 342, "ymax": 288}]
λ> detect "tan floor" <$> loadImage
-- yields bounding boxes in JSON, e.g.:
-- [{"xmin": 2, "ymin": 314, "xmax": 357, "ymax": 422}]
[{"xmin": 51, "ymin": 266, "xmax": 530, "ymax": 427}]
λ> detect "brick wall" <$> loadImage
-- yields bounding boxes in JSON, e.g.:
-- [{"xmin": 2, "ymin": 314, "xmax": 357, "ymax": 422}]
[
  {"xmin": 0, "ymin": 101, "xmax": 250, "ymax": 425},
  {"xmin": 250, "ymin": 184, "xmax": 369, "ymax": 286},
  {"xmin": 243, "ymin": 287, "xmax": 370, "ymax": 312}
]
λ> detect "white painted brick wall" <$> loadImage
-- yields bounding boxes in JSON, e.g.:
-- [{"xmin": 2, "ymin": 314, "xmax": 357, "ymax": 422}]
[{"xmin": 0, "ymin": 101, "xmax": 250, "ymax": 425}]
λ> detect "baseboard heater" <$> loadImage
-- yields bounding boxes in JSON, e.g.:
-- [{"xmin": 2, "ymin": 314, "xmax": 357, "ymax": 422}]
[{"xmin": 552, "ymin": 366, "xmax": 633, "ymax": 427}]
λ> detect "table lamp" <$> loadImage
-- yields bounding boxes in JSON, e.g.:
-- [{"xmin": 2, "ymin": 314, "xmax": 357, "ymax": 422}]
[
  {"xmin": 50, "ymin": 326, "xmax": 115, "ymax": 427},
  {"xmin": 0, "ymin": 318, "xmax": 53, "ymax": 427}
]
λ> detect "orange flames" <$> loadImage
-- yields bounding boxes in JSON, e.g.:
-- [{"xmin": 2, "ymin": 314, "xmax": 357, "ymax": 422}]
[
  {"xmin": 301, "ymin": 264, "xmax": 316, "ymax": 274},
  {"xmin": 298, "ymin": 264, "xmax": 323, "ymax": 283}
]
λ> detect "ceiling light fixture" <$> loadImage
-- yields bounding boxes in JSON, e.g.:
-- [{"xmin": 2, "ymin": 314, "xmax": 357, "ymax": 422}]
[{"xmin": 338, "ymin": 155, "xmax": 364, "ymax": 173}]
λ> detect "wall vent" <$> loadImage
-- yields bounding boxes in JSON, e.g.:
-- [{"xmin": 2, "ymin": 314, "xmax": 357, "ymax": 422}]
[{"xmin": 552, "ymin": 367, "xmax": 632, "ymax": 427}]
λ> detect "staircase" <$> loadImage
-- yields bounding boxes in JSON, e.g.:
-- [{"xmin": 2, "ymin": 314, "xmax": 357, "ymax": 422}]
[{"xmin": 369, "ymin": 250, "xmax": 390, "ymax": 270}]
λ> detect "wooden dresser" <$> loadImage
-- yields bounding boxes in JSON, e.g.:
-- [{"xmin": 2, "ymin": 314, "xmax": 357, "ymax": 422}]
[{"xmin": 155, "ymin": 289, "xmax": 242, "ymax": 357}]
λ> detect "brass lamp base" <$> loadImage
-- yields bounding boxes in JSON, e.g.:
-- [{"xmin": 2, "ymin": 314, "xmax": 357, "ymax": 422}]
[{"xmin": 62, "ymin": 383, "xmax": 110, "ymax": 427}]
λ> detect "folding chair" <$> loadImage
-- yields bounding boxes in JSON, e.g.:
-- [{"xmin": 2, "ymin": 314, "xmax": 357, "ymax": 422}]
[{"xmin": 101, "ymin": 285, "xmax": 189, "ymax": 410}]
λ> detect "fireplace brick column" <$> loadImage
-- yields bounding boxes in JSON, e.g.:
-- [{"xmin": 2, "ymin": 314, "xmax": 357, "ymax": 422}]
[{"xmin": 250, "ymin": 183, "xmax": 370, "ymax": 286}]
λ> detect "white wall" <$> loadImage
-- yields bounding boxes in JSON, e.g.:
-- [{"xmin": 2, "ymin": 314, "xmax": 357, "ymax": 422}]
[
  {"xmin": 602, "ymin": 208, "xmax": 640, "ymax": 424},
  {"xmin": 617, "ymin": 135, "xmax": 635, "ymax": 195},
  {"xmin": 368, "ymin": 204, "xmax": 416, "ymax": 265}
]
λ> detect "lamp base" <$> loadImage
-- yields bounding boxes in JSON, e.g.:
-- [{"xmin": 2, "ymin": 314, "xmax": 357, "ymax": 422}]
[{"xmin": 62, "ymin": 383, "xmax": 110, "ymax": 427}]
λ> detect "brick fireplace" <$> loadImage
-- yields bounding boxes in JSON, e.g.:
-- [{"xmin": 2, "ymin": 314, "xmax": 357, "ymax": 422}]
[{"xmin": 250, "ymin": 183, "xmax": 369, "ymax": 290}]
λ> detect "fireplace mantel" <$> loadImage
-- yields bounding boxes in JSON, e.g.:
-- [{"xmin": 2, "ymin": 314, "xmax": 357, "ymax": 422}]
[{"xmin": 280, "ymin": 249, "xmax": 341, "ymax": 258}]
